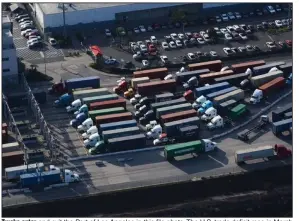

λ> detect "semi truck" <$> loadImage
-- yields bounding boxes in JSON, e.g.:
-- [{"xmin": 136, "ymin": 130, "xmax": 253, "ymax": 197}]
[
  {"xmin": 271, "ymin": 103, "xmax": 292, "ymax": 123},
  {"xmin": 199, "ymin": 70, "xmax": 235, "ymax": 84},
  {"xmin": 235, "ymin": 144, "xmax": 292, "ymax": 164},
  {"xmin": 70, "ymin": 112, "xmax": 88, "ymax": 128},
  {"xmin": 164, "ymin": 139, "xmax": 218, "ymax": 161},
  {"xmin": 213, "ymin": 89, "xmax": 245, "ymax": 105},
  {"xmin": 250, "ymin": 70, "xmax": 284, "ymax": 88},
  {"xmin": 250, "ymin": 77, "xmax": 285, "ymax": 104},
  {"xmin": 137, "ymin": 80, "xmax": 176, "ymax": 96},
  {"xmin": 175, "ymin": 69, "xmax": 210, "ymax": 84},
  {"xmin": 201, "ymin": 107, "xmax": 217, "ymax": 121},
  {"xmin": 5, "ymin": 163, "xmax": 45, "ymax": 181},
  {"xmin": 164, "ymin": 117, "xmax": 200, "ymax": 137},
  {"xmin": 272, "ymin": 118, "xmax": 292, "ymax": 136},
  {"xmin": 252, "ymin": 62, "xmax": 285, "ymax": 76},
  {"xmin": 231, "ymin": 60, "xmax": 265, "ymax": 73},
  {"xmin": 49, "ymin": 76, "xmax": 101, "ymax": 95},
  {"xmin": 188, "ymin": 60, "xmax": 223, "ymax": 72},
  {"xmin": 194, "ymin": 82, "xmax": 230, "ymax": 98},
  {"xmin": 198, "ymin": 100, "xmax": 213, "ymax": 114},
  {"xmin": 192, "ymin": 95, "xmax": 207, "ymax": 110}
]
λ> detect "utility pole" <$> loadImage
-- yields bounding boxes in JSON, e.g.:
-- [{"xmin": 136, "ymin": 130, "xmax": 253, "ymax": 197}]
[{"xmin": 62, "ymin": 3, "xmax": 67, "ymax": 39}]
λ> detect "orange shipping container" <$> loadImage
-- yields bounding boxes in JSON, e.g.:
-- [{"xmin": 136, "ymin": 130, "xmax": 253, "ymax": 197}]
[
  {"xmin": 95, "ymin": 112, "xmax": 133, "ymax": 125},
  {"xmin": 90, "ymin": 98, "xmax": 126, "ymax": 110},
  {"xmin": 258, "ymin": 77, "xmax": 285, "ymax": 94},
  {"xmin": 188, "ymin": 60, "xmax": 223, "ymax": 72},
  {"xmin": 133, "ymin": 68, "xmax": 168, "ymax": 79},
  {"xmin": 161, "ymin": 109, "xmax": 198, "ymax": 124},
  {"xmin": 137, "ymin": 79, "xmax": 176, "ymax": 96},
  {"xmin": 231, "ymin": 60, "xmax": 265, "ymax": 73},
  {"xmin": 199, "ymin": 70, "xmax": 235, "ymax": 83}
]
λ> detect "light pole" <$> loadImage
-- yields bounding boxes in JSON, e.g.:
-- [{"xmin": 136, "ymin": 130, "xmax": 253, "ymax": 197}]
[{"xmin": 63, "ymin": 3, "xmax": 67, "ymax": 39}]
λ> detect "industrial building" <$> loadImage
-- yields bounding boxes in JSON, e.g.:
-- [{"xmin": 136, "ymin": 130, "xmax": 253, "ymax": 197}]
[
  {"xmin": 30, "ymin": 3, "xmax": 203, "ymax": 32},
  {"xmin": 2, "ymin": 15, "xmax": 18, "ymax": 83}
]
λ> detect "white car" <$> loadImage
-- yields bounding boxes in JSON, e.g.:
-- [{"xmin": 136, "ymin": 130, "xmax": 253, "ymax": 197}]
[
  {"xmin": 227, "ymin": 12, "xmax": 236, "ymax": 20},
  {"xmin": 20, "ymin": 21, "xmax": 33, "ymax": 26},
  {"xmin": 28, "ymin": 35, "xmax": 41, "ymax": 40},
  {"xmin": 49, "ymin": 37, "xmax": 57, "ymax": 46},
  {"xmin": 221, "ymin": 13, "xmax": 229, "ymax": 22},
  {"xmin": 133, "ymin": 52, "xmax": 142, "ymax": 60},
  {"xmin": 213, "ymin": 27, "xmax": 222, "ymax": 36},
  {"xmin": 147, "ymin": 26, "xmax": 153, "ymax": 32},
  {"xmin": 20, "ymin": 23, "xmax": 32, "ymax": 29},
  {"xmin": 169, "ymin": 41, "xmax": 177, "ymax": 49},
  {"xmin": 27, "ymin": 38, "xmax": 41, "ymax": 47},
  {"xmin": 200, "ymin": 31, "xmax": 206, "ymax": 36},
  {"xmin": 210, "ymin": 51, "xmax": 218, "ymax": 57},
  {"xmin": 215, "ymin": 16, "xmax": 222, "ymax": 23},
  {"xmin": 266, "ymin": 42, "xmax": 277, "ymax": 50},
  {"xmin": 238, "ymin": 47, "xmax": 247, "ymax": 53},
  {"xmin": 267, "ymin": 5, "xmax": 276, "ymax": 14},
  {"xmin": 175, "ymin": 40, "xmax": 183, "ymax": 47},
  {"xmin": 224, "ymin": 33, "xmax": 233, "ymax": 41},
  {"xmin": 187, "ymin": 53, "xmax": 196, "ymax": 60},
  {"xmin": 137, "ymin": 41, "xmax": 144, "ymax": 46},
  {"xmin": 160, "ymin": 55, "xmax": 169, "ymax": 64},
  {"xmin": 197, "ymin": 38, "xmax": 205, "ymax": 44},
  {"xmin": 245, "ymin": 45, "xmax": 255, "ymax": 52},
  {"xmin": 170, "ymin": 33, "xmax": 178, "ymax": 40},
  {"xmin": 133, "ymin": 28, "xmax": 140, "ymax": 34},
  {"xmin": 105, "ymin": 29, "xmax": 112, "ymax": 37},
  {"xmin": 223, "ymin": 47, "xmax": 234, "ymax": 56},
  {"xmin": 239, "ymin": 33, "xmax": 248, "ymax": 40},
  {"xmin": 130, "ymin": 42, "xmax": 137, "ymax": 48},
  {"xmin": 21, "ymin": 29, "xmax": 32, "ymax": 36},
  {"xmin": 220, "ymin": 28, "xmax": 229, "ymax": 34},
  {"xmin": 140, "ymin": 44, "xmax": 148, "ymax": 52},
  {"xmin": 275, "ymin": 20, "xmax": 283, "ymax": 27},
  {"xmin": 150, "ymin": 36, "xmax": 158, "ymax": 44},
  {"xmin": 203, "ymin": 34, "xmax": 211, "ymax": 42},
  {"xmin": 161, "ymin": 42, "xmax": 169, "ymax": 50},
  {"xmin": 142, "ymin": 60, "xmax": 149, "ymax": 67},
  {"xmin": 139, "ymin": 25, "xmax": 147, "ymax": 33},
  {"xmin": 235, "ymin": 12, "xmax": 242, "ymax": 19},
  {"xmin": 233, "ymin": 25, "xmax": 240, "ymax": 30},
  {"xmin": 178, "ymin": 33, "xmax": 185, "ymax": 40},
  {"xmin": 226, "ymin": 26, "xmax": 235, "ymax": 33},
  {"xmin": 19, "ymin": 17, "xmax": 30, "ymax": 23}
]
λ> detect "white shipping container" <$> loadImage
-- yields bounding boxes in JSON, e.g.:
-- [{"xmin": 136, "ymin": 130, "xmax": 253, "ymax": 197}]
[
  {"xmin": 235, "ymin": 146, "xmax": 274, "ymax": 163},
  {"xmin": 213, "ymin": 89, "xmax": 244, "ymax": 105},
  {"xmin": 131, "ymin": 77, "xmax": 150, "ymax": 89},
  {"xmin": 2, "ymin": 142, "xmax": 20, "ymax": 153},
  {"xmin": 250, "ymin": 70, "xmax": 283, "ymax": 88}
]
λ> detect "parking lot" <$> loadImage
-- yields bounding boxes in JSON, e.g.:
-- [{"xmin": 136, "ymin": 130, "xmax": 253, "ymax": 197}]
[
  {"xmin": 12, "ymin": 18, "xmax": 65, "ymax": 64},
  {"xmin": 81, "ymin": 13, "xmax": 292, "ymax": 68}
]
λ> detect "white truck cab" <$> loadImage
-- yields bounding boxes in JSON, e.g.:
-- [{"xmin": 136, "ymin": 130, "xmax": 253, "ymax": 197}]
[
  {"xmin": 66, "ymin": 99, "xmax": 82, "ymax": 113},
  {"xmin": 130, "ymin": 94, "xmax": 142, "ymax": 105},
  {"xmin": 176, "ymin": 66, "xmax": 186, "ymax": 74},
  {"xmin": 245, "ymin": 68, "xmax": 253, "ymax": 77},
  {"xmin": 202, "ymin": 139, "xmax": 218, "ymax": 152},
  {"xmin": 77, "ymin": 118, "xmax": 93, "ymax": 133},
  {"xmin": 117, "ymin": 77, "xmax": 126, "ymax": 83},
  {"xmin": 207, "ymin": 115, "xmax": 224, "ymax": 130},
  {"xmin": 153, "ymin": 133, "xmax": 174, "ymax": 145},
  {"xmin": 146, "ymin": 120, "xmax": 158, "ymax": 131},
  {"xmin": 269, "ymin": 67, "xmax": 278, "ymax": 72},
  {"xmin": 164, "ymin": 74, "xmax": 173, "ymax": 80},
  {"xmin": 82, "ymin": 126, "xmax": 98, "ymax": 139},
  {"xmin": 250, "ymin": 89, "xmax": 263, "ymax": 104},
  {"xmin": 84, "ymin": 133, "xmax": 101, "ymax": 148},
  {"xmin": 146, "ymin": 125, "xmax": 162, "ymax": 139},
  {"xmin": 64, "ymin": 169, "xmax": 80, "ymax": 183},
  {"xmin": 201, "ymin": 107, "xmax": 217, "ymax": 121},
  {"xmin": 192, "ymin": 95, "xmax": 207, "ymax": 109},
  {"xmin": 221, "ymin": 66, "xmax": 230, "ymax": 72}
]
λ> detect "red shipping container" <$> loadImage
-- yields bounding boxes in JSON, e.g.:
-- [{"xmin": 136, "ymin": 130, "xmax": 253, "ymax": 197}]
[
  {"xmin": 137, "ymin": 80, "xmax": 176, "ymax": 96},
  {"xmin": 259, "ymin": 77, "xmax": 285, "ymax": 94},
  {"xmin": 199, "ymin": 70, "xmax": 235, "ymax": 83},
  {"xmin": 90, "ymin": 98, "xmax": 126, "ymax": 111},
  {"xmin": 96, "ymin": 112, "xmax": 133, "ymax": 125},
  {"xmin": 231, "ymin": 60, "xmax": 265, "ymax": 73},
  {"xmin": 133, "ymin": 68, "xmax": 168, "ymax": 79},
  {"xmin": 184, "ymin": 90, "xmax": 194, "ymax": 102},
  {"xmin": 161, "ymin": 109, "xmax": 198, "ymax": 124},
  {"xmin": 188, "ymin": 60, "xmax": 223, "ymax": 72},
  {"xmin": 2, "ymin": 151, "xmax": 24, "ymax": 169}
]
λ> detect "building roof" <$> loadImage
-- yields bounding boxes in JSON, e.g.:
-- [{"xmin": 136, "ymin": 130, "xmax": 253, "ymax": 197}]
[
  {"xmin": 38, "ymin": 3, "xmax": 131, "ymax": 15},
  {"xmin": 9, "ymin": 3, "xmax": 25, "ymax": 12},
  {"xmin": 2, "ymin": 15, "xmax": 11, "ymax": 24}
]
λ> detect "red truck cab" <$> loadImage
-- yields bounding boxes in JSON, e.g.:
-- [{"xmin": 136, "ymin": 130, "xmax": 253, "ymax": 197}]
[
  {"xmin": 184, "ymin": 90, "xmax": 194, "ymax": 102},
  {"xmin": 274, "ymin": 144, "xmax": 292, "ymax": 159}
]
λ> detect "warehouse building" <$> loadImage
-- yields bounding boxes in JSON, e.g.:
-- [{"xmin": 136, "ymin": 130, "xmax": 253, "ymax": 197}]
[{"xmin": 30, "ymin": 3, "xmax": 203, "ymax": 32}]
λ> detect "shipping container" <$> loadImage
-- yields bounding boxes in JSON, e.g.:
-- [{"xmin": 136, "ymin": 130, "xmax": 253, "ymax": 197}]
[
  {"xmin": 133, "ymin": 68, "xmax": 168, "ymax": 79},
  {"xmin": 284, "ymin": 112, "xmax": 292, "ymax": 120},
  {"xmin": 156, "ymin": 103, "xmax": 192, "ymax": 119},
  {"xmin": 82, "ymin": 94, "xmax": 119, "ymax": 106},
  {"xmin": 5, "ymin": 163, "xmax": 45, "ymax": 181},
  {"xmin": 178, "ymin": 125, "xmax": 199, "ymax": 141},
  {"xmin": 258, "ymin": 77, "xmax": 285, "ymax": 95},
  {"xmin": 73, "ymin": 88, "xmax": 110, "ymax": 101},
  {"xmin": 188, "ymin": 60, "xmax": 223, "ymax": 72},
  {"xmin": 279, "ymin": 63, "xmax": 292, "ymax": 77},
  {"xmin": 155, "ymin": 93, "xmax": 174, "ymax": 103},
  {"xmin": 194, "ymin": 82, "xmax": 230, "ymax": 98},
  {"xmin": 131, "ymin": 77, "xmax": 150, "ymax": 88},
  {"xmin": 251, "ymin": 70, "xmax": 284, "ymax": 88},
  {"xmin": 213, "ymin": 89, "xmax": 244, "ymax": 105},
  {"xmin": 252, "ymin": 62, "xmax": 285, "ymax": 75},
  {"xmin": 229, "ymin": 104, "xmax": 247, "ymax": 120},
  {"xmin": 20, "ymin": 173, "xmax": 39, "ymax": 187},
  {"xmin": 199, "ymin": 70, "xmax": 235, "ymax": 84},
  {"xmin": 161, "ymin": 109, "xmax": 197, "ymax": 124},
  {"xmin": 206, "ymin": 86, "xmax": 238, "ymax": 100},
  {"xmin": 89, "ymin": 107, "xmax": 125, "ymax": 121},
  {"xmin": 150, "ymin": 98, "xmax": 186, "ymax": 113},
  {"xmin": 40, "ymin": 170, "xmax": 61, "ymax": 185},
  {"xmin": 164, "ymin": 117, "xmax": 200, "ymax": 137},
  {"xmin": 272, "ymin": 118, "xmax": 292, "ymax": 135},
  {"xmin": 3, "ymin": 151, "xmax": 24, "ymax": 169},
  {"xmin": 2, "ymin": 142, "xmax": 20, "ymax": 153},
  {"xmin": 99, "ymin": 119, "xmax": 137, "ymax": 132},
  {"xmin": 272, "ymin": 103, "xmax": 292, "ymax": 123},
  {"xmin": 107, "ymin": 134, "xmax": 146, "ymax": 152},
  {"xmin": 96, "ymin": 112, "xmax": 133, "ymax": 125},
  {"xmin": 102, "ymin": 126, "xmax": 141, "ymax": 142},
  {"xmin": 175, "ymin": 69, "xmax": 210, "ymax": 84},
  {"xmin": 214, "ymin": 72, "xmax": 249, "ymax": 85},
  {"xmin": 137, "ymin": 80, "xmax": 176, "ymax": 96},
  {"xmin": 90, "ymin": 98, "xmax": 126, "ymax": 111},
  {"xmin": 65, "ymin": 76, "xmax": 100, "ymax": 92},
  {"xmin": 235, "ymin": 146, "xmax": 274, "ymax": 164},
  {"xmin": 231, "ymin": 60, "xmax": 265, "ymax": 73}
]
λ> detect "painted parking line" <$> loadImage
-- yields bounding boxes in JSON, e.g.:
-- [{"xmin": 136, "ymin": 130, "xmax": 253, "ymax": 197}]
[
  {"xmin": 267, "ymin": 34, "xmax": 274, "ymax": 41},
  {"xmin": 16, "ymin": 47, "xmax": 28, "ymax": 50},
  {"xmin": 13, "ymin": 27, "xmax": 19, "ymax": 30},
  {"xmin": 40, "ymin": 52, "xmax": 45, "ymax": 58},
  {"xmin": 13, "ymin": 37, "xmax": 23, "ymax": 40}
]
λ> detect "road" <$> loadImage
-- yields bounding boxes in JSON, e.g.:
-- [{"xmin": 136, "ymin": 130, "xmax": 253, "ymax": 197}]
[{"xmin": 2, "ymin": 95, "xmax": 292, "ymax": 208}]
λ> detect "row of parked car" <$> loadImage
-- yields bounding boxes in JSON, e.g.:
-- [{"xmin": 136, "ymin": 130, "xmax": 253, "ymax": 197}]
[{"xmin": 14, "ymin": 12, "xmax": 57, "ymax": 49}]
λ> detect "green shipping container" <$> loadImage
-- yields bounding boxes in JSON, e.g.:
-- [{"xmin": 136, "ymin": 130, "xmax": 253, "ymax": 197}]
[
  {"xmin": 73, "ymin": 88, "xmax": 110, "ymax": 100},
  {"xmin": 164, "ymin": 140, "xmax": 204, "ymax": 160},
  {"xmin": 89, "ymin": 107, "xmax": 125, "ymax": 121},
  {"xmin": 82, "ymin": 94, "xmax": 119, "ymax": 106},
  {"xmin": 230, "ymin": 104, "xmax": 247, "ymax": 119}
]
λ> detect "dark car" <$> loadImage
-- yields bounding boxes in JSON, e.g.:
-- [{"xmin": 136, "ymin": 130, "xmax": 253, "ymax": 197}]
[
  {"xmin": 183, "ymin": 40, "xmax": 192, "ymax": 47},
  {"xmin": 242, "ymin": 12, "xmax": 249, "ymax": 18},
  {"xmin": 253, "ymin": 45, "xmax": 262, "ymax": 52},
  {"xmin": 175, "ymin": 22, "xmax": 181, "ymax": 28},
  {"xmin": 268, "ymin": 22, "xmax": 276, "ymax": 28},
  {"xmin": 152, "ymin": 23, "xmax": 160, "ymax": 31},
  {"xmin": 247, "ymin": 25, "xmax": 254, "ymax": 31},
  {"xmin": 185, "ymin": 32, "xmax": 193, "ymax": 39},
  {"xmin": 164, "ymin": 35, "xmax": 172, "ymax": 42},
  {"xmin": 263, "ymin": 8, "xmax": 269, "ymax": 14},
  {"xmin": 256, "ymin": 24, "xmax": 264, "ymax": 30},
  {"xmin": 168, "ymin": 22, "xmax": 174, "ymax": 29},
  {"xmin": 249, "ymin": 11, "xmax": 255, "ymax": 17},
  {"xmin": 255, "ymin": 9, "xmax": 263, "ymax": 16},
  {"xmin": 262, "ymin": 21, "xmax": 269, "ymax": 28}
]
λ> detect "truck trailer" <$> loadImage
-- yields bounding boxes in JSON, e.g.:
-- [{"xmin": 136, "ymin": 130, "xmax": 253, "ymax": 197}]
[
  {"xmin": 175, "ymin": 69, "xmax": 210, "ymax": 84},
  {"xmin": 194, "ymin": 82, "xmax": 230, "ymax": 98},
  {"xmin": 213, "ymin": 89, "xmax": 245, "ymax": 105},
  {"xmin": 88, "ymin": 107, "xmax": 125, "ymax": 121},
  {"xmin": 156, "ymin": 103, "xmax": 192, "ymax": 119},
  {"xmin": 160, "ymin": 109, "xmax": 198, "ymax": 124},
  {"xmin": 131, "ymin": 77, "xmax": 151, "ymax": 88},
  {"xmin": 155, "ymin": 93, "xmax": 174, "ymax": 102},
  {"xmin": 214, "ymin": 73, "xmax": 249, "ymax": 85},
  {"xmin": 250, "ymin": 70, "xmax": 284, "ymax": 88},
  {"xmin": 2, "ymin": 142, "xmax": 20, "ymax": 153},
  {"xmin": 150, "ymin": 98, "xmax": 186, "ymax": 113},
  {"xmin": 82, "ymin": 94, "xmax": 119, "ymax": 106},
  {"xmin": 271, "ymin": 103, "xmax": 292, "ymax": 123},
  {"xmin": 89, "ymin": 98, "xmax": 126, "ymax": 111},
  {"xmin": 95, "ymin": 112, "xmax": 133, "ymax": 125},
  {"xmin": 206, "ymin": 86, "xmax": 238, "ymax": 100},
  {"xmin": 72, "ymin": 88, "xmax": 110, "ymax": 101},
  {"xmin": 99, "ymin": 120, "xmax": 137, "ymax": 132},
  {"xmin": 252, "ymin": 62, "xmax": 285, "ymax": 76},
  {"xmin": 272, "ymin": 118, "xmax": 292, "ymax": 136},
  {"xmin": 102, "ymin": 126, "xmax": 141, "ymax": 142},
  {"xmin": 5, "ymin": 163, "xmax": 45, "ymax": 181},
  {"xmin": 199, "ymin": 70, "xmax": 235, "ymax": 84},
  {"xmin": 164, "ymin": 117, "xmax": 200, "ymax": 137},
  {"xmin": 231, "ymin": 60, "xmax": 265, "ymax": 73},
  {"xmin": 137, "ymin": 80, "xmax": 176, "ymax": 96},
  {"xmin": 133, "ymin": 68, "xmax": 168, "ymax": 79},
  {"xmin": 188, "ymin": 60, "xmax": 223, "ymax": 72},
  {"xmin": 218, "ymin": 100, "xmax": 237, "ymax": 116}
]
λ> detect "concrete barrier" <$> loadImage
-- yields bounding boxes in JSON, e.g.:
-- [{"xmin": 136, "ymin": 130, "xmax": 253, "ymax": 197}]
[
  {"xmin": 7, "ymin": 189, "xmax": 23, "ymax": 194},
  {"xmin": 51, "ymin": 183, "xmax": 69, "ymax": 188}
]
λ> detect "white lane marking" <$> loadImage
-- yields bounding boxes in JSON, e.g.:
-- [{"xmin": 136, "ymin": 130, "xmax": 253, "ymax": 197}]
[
  {"xmin": 13, "ymin": 37, "xmax": 23, "ymax": 40},
  {"xmin": 13, "ymin": 27, "xmax": 19, "ymax": 30},
  {"xmin": 40, "ymin": 52, "xmax": 45, "ymax": 58},
  {"xmin": 16, "ymin": 47, "xmax": 28, "ymax": 50},
  {"xmin": 267, "ymin": 34, "xmax": 274, "ymax": 41}
]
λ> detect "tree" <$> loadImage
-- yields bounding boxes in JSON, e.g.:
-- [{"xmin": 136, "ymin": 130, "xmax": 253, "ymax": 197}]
[
  {"xmin": 171, "ymin": 10, "xmax": 187, "ymax": 32},
  {"xmin": 207, "ymin": 28, "xmax": 218, "ymax": 42}
]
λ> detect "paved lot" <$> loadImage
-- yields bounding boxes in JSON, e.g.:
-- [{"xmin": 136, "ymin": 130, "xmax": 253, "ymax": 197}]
[
  {"xmin": 81, "ymin": 13, "xmax": 292, "ymax": 68},
  {"xmin": 12, "ymin": 19, "xmax": 65, "ymax": 64}
]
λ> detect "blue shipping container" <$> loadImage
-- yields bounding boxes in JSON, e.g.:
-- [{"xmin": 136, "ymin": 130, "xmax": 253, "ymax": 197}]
[
  {"xmin": 206, "ymin": 86, "xmax": 238, "ymax": 100},
  {"xmin": 272, "ymin": 118, "xmax": 292, "ymax": 135},
  {"xmin": 194, "ymin": 82, "xmax": 230, "ymax": 98},
  {"xmin": 65, "ymin": 76, "xmax": 100, "ymax": 91},
  {"xmin": 107, "ymin": 134, "xmax": 146, "ymax": 152},
  {"xmin": 175, "ymin": 69, "xmax": 210, "ymax": 83},
  {"xmin": 40, "ymin": 170, "xmax": 61, "ymax": 185},
  {"xmin": 252, "ymin": 62, "xmax": 285, "ymax": 75},
  {"xmin": 164, "ymin": 117, "xmax": 200, "ymax": 137},
  {"xmin": 99, "ymin": 120, "xmax": 137, "ymax": 132},
  {"xmin": 20, "ymin": 173, "xmax": 39, "ymax": 187}
]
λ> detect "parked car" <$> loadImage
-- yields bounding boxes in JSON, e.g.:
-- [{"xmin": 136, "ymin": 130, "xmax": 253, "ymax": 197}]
[
  {"xmin": 227, "ymin": 12, "xmax": 236, "ymax": 20},
  {"xmin": 245, "ymin": 45, "xmax": 255, "ymax": 53},
  {"xmin": 215, "ymin": 16, "xmax": 222, "ymax": 23},
  {"xmin": 170, "ymin": 33, "xmax": 178, "ymax": 40},
  {"xmin": 150, "ymin": 36, "xmax": 158, "ymax": 44},
  {"xmin": 202, "ymin": 34, "xmax": 211, "ymax": 42},
  {"xmin": 234, "ymin": 12, "xmax": 242, "ymax": 19},
  {"xmin": 175, "ymin": 40, "xmax": 183, "ymax": 48},
  {"xmin": 210, "ymin": 51, "xmax": 218, "ymax": 57},
  {"xmin": 224, "ymin": 33, "xmax": 233, "ymax": 41},
  {"xmin": 147, "ymin": 26, "xmax": 153, "ymax": 32},
  {"xmin": 21, "ymin": 29, "xmax": 33, "ymax": 36},
  {"xmin": 178, "ymin": 33, "xmax": 185, "ymax": 40},
  {"xmin": 266, "ymin": 41, "xmax": 277, "ymax": 50},
  {"xmin": 275, "ymin": 4, "xmax": 282, "ymax": 12},
  {"xmin": 140, "ymin": 44, "xmax": 148, "ymax": 52},
  {"xmin": 275, "ymin": 20, "xmax": 283, "ymax": 27},
  {"xmin": 169, "ymin": 41, "xmax": 176, "ymax": 49},
  {"xmin": 164, "ymin": 35, "xmax": 171, "ymax": 42},
  {"xmin": 28, "ymin": 41, "xmax": 42, "ymax": 49},
  {"xmin": 49, "ymin": 37, "xmax": 57, "ymax": 46},
  {"xmin": 161, "ymin": 42, "xmax": 169, "ymax": 50},
  {"xmin": 25, "ymin": 29, "xmax": 38, "ymax": 38},
  {"xmin": 18, "ymin": 17, "xmax": 30, "ymax": 23},
  {"xmin": 185, "ymin": 32, "xmax": 192, "ymax": 39},
  {"xmin": 133, "ymin": 27, "xmax": 140, "ymax": 34},
  {"xmin": 105, "ymin": 58, "xmax": 119, "ymax": 65},
  {"xmin": 193, "ymin": 32, "xmax": 200, "ymax": 38},
  {"xmin": 238, "ymin": 46, "xmax": 247, "ymax": 53},
  {"xmin": 20, "ymin": 24, "xmax": 34, "ymax": 31},
  {"xmin": 223, "ymin": 47, "xmax": 234, "ymax": 56},
  {"xmin": 255, "ymin": 9, "xmax": 263, "ymax": 16},
  {"xmin": 220, "ymin": 28, "xmax": 229, "ymax": 34},
  {"xmin": 20, "ymin": 20, "xmax": 33, "ymax": 26},
  {"xmin": 105, "ymin": 29, "xmax": 112, "ymax": 37},
  {"xmin": 142, "ymin": 60, "xmax": 149, "ymax": 67},
  {"xmin": 239, "ymin": 33, "xmax": 248, "ymax": 40},
  {"xmin": 266, "ymin": 5, "xmax": 276, "ymax": 14},
  {"xmin": 139, "ymin": 25, "xmax": 147, "ymax": 33},
  {"xmin": 28, "ymin": 35, "xmax": 41, "ymax": 40},
  {"xmin": 187, "ymin": 53, "xmax": 196, "ymax": 60},
  {"xmin": 221, "ymin": 13, "xmax": 229, "ymax": 22},
  {"xmin": 160, "ymin": 55, "xmax": 169, "ymax": 64},
  {"xmin": 27, "ymin": 38, "xmax": 41, "ymax": 46},
  {"xmin": 197, "ymin": 37, "xmax": 205, "ymax": 44}
]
